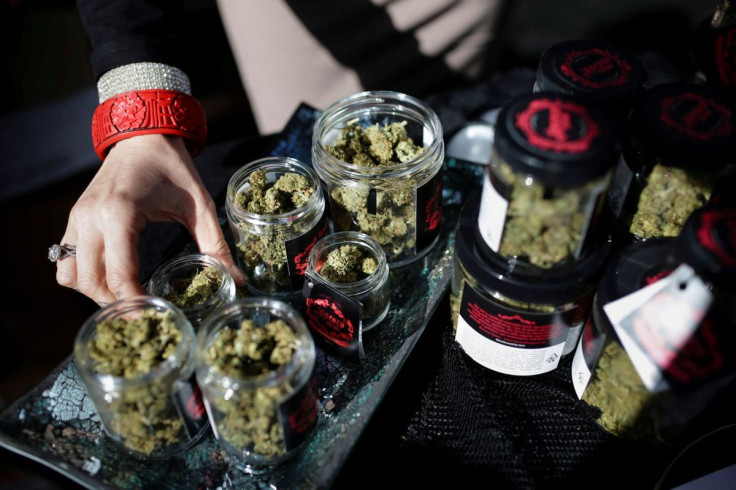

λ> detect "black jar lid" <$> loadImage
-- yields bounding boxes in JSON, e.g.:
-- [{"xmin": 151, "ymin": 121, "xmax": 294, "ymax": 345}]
[
  {"xmin": 536, "ymin": 39, "xmax": 647, "ymax": 103},
  {"xmin": 693, "ymin": 17, "xmax": 736, "ymax": 91},
  {"xmin": 679, "ymin": 206, "xmax": 736, "ymax": 293},
  {"xmin": 493, "ymin": 92, "xmax": 619, "ymax": 188},
  {"xmin": 630, "ymin": 82, "xmax": 736, "ymax": 166},
  {"xmin": 455, "ymin": 194, "xmax": 611, "ymax": 305}
]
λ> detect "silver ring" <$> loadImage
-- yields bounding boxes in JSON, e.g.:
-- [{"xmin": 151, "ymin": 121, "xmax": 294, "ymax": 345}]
[{"xmin": 48, "ymin": 243, "xmax": 76, "ymax": 263}]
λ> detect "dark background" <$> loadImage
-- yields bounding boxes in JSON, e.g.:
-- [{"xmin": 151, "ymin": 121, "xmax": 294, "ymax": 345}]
[{"xmin": 0, "ymin": 0, "xmax": 716, "ymax": 488}]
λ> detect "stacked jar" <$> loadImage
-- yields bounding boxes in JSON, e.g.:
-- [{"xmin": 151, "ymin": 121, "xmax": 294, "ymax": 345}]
[
  {"xmin": 604, "ymin": 82, "xmax": 736, "ymax": 248},
  {"xmin": 693, "ymin": 0, "xmax": 736, "ymax": 93},
  {"xmin": 451, "ymin": 92, "xmax": 618, "ymax": 376},
  {"xmin": 571, "ymin": 206, "xmax": 736, "ymax": 446}
]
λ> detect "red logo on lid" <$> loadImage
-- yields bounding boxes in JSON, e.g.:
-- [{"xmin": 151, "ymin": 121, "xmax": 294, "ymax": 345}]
[
  {"xmin": 715, "ymin": 30, "xmax": 736, "ymax": 86},
  {"xmin": 660, "ymin": 93, "xmax": 733, "ymax": 141},
  {"xmin": 697, "ymin": 209, "xmax": 736, "ymax": 266},
  {"xmin": 560, "ymin": 48, "xmax": 633, "ymax": 89},
  {"xmin": 515, "ymin": 99, "xmax": 600, "ymax": 153}
]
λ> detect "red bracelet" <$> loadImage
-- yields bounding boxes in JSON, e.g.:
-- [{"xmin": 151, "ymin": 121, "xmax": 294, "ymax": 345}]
[{"xmin": 92, "ymin": 89, "xmax": 207, "ymax": 160}]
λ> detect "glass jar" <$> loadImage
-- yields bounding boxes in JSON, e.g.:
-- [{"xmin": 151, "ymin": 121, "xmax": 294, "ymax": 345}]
[
  {"xmin": 571, "ymin": 207, "xmax": 736, "ymax": 446},
  {"xmin": 195, "ymin": 298, "xmax": 318, "ymax": 469},
  {"xmin": 605, "ymin": 83, "xmax": 736, "ymax": 248},
  {"xmin": 477, "ymin": 92, "xmax": 619, "ymax": 269},
  {"xmin": 312, "ymin": 90, "xmax": 445, "ymax": 267},
  {"xmin": 225, "ymin": 157, "xmax": 327, "ymax": 298},
  {"xmin": 451, "ymin": 195, "xmax": 610, "ymax": 377},
  {"xmin": 146, "ymin": 253, "xmax": 236, "ymax": 328},
  {"xmin": 304, "ymin": 231, "xmax": 390, "ymax": 338},
  {"xmin": 74, "ymin": 296, "xmax": 208, "ymax": 458},
  {"xmin": 534, "ymin": 39, "xmax": 647, "ymax": 124}
]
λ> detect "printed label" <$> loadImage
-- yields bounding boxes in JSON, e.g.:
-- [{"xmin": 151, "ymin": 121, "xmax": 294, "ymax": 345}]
[
  {"xmin": 278, "ymin": 371, "xmax": 319, "ymax": 451},
  {"xmin": 660, "ymin": 93, "xmax": 732, "ymax": 141},
  {"xmin": 286, "ymin": 214, "xmax": 328, "ymax": 289},
  {"xmin": 454, "ymin": 282, "xmax": 570, "ymax": 376},
  {"xmin": 560, "ymin": 48, "xmax": 633, "ymax": 89},
  {"xmin": 515, "ymin": 98, "xmax": 600, "ymax": 154},
  {"xmin": 477, "ymin": 170, "xmax": 509, "ymax": 252},
  {"xmin": 571, "ymin": 311, "xmax": 607, "ymax": 399},
  {"xmin": 604, "ymin": 264, "xmax": 714, "ymax": 393},
  {"xmin": 416, "ymin": 168, "xmax": 443, "ymax": 252},
  {"xmin": 302, "ymin": 272, "xmax": 365, "ymax": 361},
  {"xmin": 172, "ymin": 376, "xmax": 208, "ymax": 438}
]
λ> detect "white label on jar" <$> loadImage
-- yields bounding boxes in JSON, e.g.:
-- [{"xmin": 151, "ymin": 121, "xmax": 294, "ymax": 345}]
[
  {"xmin": 477, "ymin": 170, "xmax": 508, "ymax": 252},
  {"xmin": 456, "ymin": 317, "xmax": 564, "ymax": 375},
  {"xmin": 571, "ymin": 337, "xmax": 592, "ymax": 399},
  {"xmin": 455, "ymin": 282, "xmax": 567, "ymax": 376},
  {"xmin": 606, "ymin": 153, "xmax": 633, "ymax": 218},
  {"xmin": 603, "ymin": 264, "xmax": 713, "ymax": 393}
]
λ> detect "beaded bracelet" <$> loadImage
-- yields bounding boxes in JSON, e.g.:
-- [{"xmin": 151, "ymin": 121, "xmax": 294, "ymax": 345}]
[{"xmin": 91, "ymin": 89, "xmax": 207, "ymax": 160}]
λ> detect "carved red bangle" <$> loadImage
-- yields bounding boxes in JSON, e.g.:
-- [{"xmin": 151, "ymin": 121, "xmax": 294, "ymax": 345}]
[{"xmin": 91, "ymin": 89, "xmax": 207, "ymax": 160}]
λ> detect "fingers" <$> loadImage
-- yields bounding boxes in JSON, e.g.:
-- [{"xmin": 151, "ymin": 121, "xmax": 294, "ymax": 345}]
[
  {"xmin": 104, "ymin": 214, "xmax": 146, "ymax": 300},
  {"xmin": 189, "ymin": 194, "xmax": 247, "ymax": 285}
]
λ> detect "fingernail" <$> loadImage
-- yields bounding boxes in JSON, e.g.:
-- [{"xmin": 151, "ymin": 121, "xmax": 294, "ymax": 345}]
[{"xmin": 231, "ymin": 266, "xmax": 247, "ymax": 285}]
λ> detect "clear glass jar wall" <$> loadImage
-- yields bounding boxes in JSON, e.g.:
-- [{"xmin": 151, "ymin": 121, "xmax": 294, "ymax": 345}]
[
  {"xmin": 195, "ymin": 298, "xmax": 318, "ymax": 468},
  {"xmin": 225, "ymin": 157, "xmax": 325, "ymax": 297},
  {"xmin": 312, "ymin": 91, "xmax": 444, "ymax": 267},
  {"xmin": 74, "ymin": 296, "xmax": 206, "ymax": 458}
]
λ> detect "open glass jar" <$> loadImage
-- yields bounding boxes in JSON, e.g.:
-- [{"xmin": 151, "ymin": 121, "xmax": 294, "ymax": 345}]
[
  {"xmin": 451, "ymin": 195, "xmax": 610, "ymax": 377},
  {"xmin": 74, "ymin": 296, "xmax": 208, "ymax": 458},
  {"xmin": 477, "ymin": 92, "xmax": 619, "ymax": 269},
  {"xmin": 312, "ymin": 90, "xmax": 444, "ymax": 267},
  {"xmin": 195, "ymin": 298, "xmax": 318, "ymax": 469},
  {"xmin": 225, "ymin": 157, "xmax": 326, "ymax": 298},
  {"xmin": 305, "ymin": 231, "xmax": 390, "ymax": 336},
  {"xmin": 146, "ymin": 253, "xmax": 236, "ymax": 328}
]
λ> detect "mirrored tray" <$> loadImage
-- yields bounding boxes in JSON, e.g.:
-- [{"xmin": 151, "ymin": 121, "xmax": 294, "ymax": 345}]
[{"xmin": 0, "ymin": 104, "xmax": 485, "ymax": 489}]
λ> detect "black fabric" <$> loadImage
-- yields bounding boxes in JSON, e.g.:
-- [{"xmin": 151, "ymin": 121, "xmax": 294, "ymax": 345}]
[
  {"xmin": 398, "ymin": 327, "xmax": 677, "ymax": 489},
  {"xmin": 76, "ymin": 0, "xmax": 186, "ymax": 80}
]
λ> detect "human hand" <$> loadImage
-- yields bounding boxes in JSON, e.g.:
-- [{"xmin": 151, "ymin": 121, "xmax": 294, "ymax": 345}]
[{"xmin": 56, "ymin": 134, "xmax": 246, "ymax": 305}]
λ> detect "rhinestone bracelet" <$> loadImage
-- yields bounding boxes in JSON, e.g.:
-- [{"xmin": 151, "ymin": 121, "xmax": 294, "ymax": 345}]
[{"xmin": 97, "ymin": 62, "xmax": 191, "ymax": 103}]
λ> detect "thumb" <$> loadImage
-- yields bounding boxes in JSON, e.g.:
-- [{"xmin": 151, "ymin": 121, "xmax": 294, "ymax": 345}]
[{"xmin": 189, "ymin": 201, "xmax": 247, "ymax": 286}]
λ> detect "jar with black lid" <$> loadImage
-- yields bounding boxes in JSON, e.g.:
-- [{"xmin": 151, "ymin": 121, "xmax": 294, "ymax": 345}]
[
  {"xmin": 535, "ymin": 39, "xmax": 647, "ymax": 123},
  {"xmin": 693, "ymin": 0, "xmax": 736, "ymax": 92},
  {"xmin": 604, "ymin": 82, "xmax": 736, "ymax": 247},
  {"xmin": 477, "ymin": 92, "xmax": 619, "ymax": 269},
  {"xmin": 571, "ymin": 206, "xmax": 736, "ymax": 445},
  {"xmin": 451, "ymin": 194, "xmax": 610, "ymax": 377}
]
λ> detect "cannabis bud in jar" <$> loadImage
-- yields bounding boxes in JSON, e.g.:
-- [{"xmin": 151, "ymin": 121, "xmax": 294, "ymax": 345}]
[
  {"xmin": 313, "ymin": 91, "xmax": 444, "ymax": 267},
  {"xmin": 606, "ymin": 83, "xmax": 736, "ymax": 245},
  {"xmin": 196, "ymin": 298, "xmax": 318, "ymax": 466},
  {"xmin": 74, "ymin": 297, "xmax": 206, "ymax": 457},
  {"xmin": 477, "ymin": 93, "xmax": 619, "ymax": 268},
  {"xmin": 318, "ymin": 244, "xmax": 378, "ymax": 283},
  {"xmin": 147, "ymin": 254, "xmax": 236, "ymax": 328},
  {"xmin": 226, "ymin": 157, "xmax": 326, "ymax": 298},
  {"xmin": 572, "ymin": 207, "xmax": 736, "ymax": 446}
]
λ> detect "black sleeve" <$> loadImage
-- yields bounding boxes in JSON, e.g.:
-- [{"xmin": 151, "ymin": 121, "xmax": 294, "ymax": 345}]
[{"xmin": 76, "ymin": 0, "xmax": 186, "ymax": 80}]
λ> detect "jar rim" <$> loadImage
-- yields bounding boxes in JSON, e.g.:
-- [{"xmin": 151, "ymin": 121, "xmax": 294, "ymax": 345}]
[
  {"xmin": 74, "ymin": 295, "xmax": 195, "ymax": 388},
  {"xmin": 146, "ymin": 253, "xmax": 236, "ymax": 312},
  {"xmin": 226, "ymin": 156, "xmax": 323, "ymax": 224},
  {"xmin": 312, "ymin": 90, "xmax": 444, "ymax": 181},
  {"xmin": 307, "ymin": 231, "xmax": 389, "ymax": 292},
  {"xmin": 196, "ymin": 297, "xmax": 316, "ymax": 390}
]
